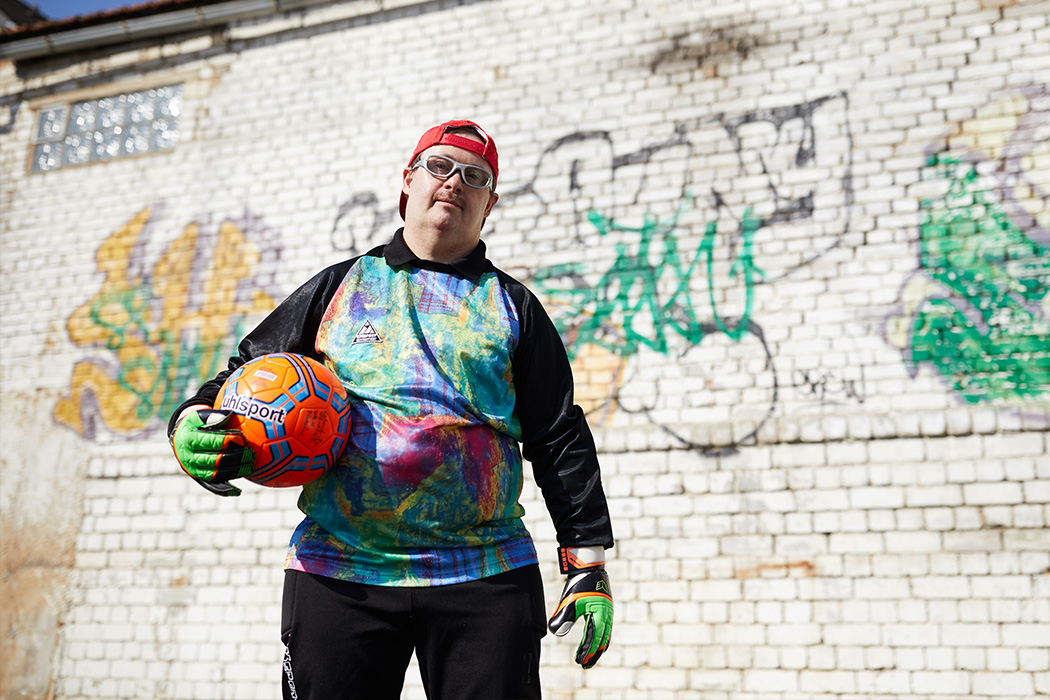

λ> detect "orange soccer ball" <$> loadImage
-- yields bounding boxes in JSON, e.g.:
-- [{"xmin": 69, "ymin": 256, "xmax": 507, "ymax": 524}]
[{"xmin": 214, "ymin": 353, "xmax": 352, "ymax": 487}]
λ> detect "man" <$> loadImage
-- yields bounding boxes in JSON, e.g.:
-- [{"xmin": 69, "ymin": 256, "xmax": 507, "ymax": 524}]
[{"xmin": 169, "ymin": 120, "xmax": 614, "ymax": 699}]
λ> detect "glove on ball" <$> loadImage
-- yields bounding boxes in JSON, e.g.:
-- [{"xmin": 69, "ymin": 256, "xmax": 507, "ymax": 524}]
[{"xmin": 169, "ymin": 407, "xmax": 255, "ymax": 497}]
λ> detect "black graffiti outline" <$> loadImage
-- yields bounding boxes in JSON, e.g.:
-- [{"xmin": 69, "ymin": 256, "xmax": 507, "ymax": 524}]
[
  {"xmin": 791, "ymin": 367, "xmax": 867, "ymax": 406},
  {"xmin": 613, "ymin": 319, "xmax": 780, "ymax": 453},
  {"xmin": 329, "ymin": 93, "xmax": 853, "ymax": 447},
  {"xmin": 331, "ymin": 92, "xmax": 853, "ymax": 269}
]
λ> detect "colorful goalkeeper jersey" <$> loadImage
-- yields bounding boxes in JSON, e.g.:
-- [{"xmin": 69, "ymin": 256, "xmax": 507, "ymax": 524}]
[{"xmin": 172, "ymin": 230, "xmax": 613, "ymax": 587}]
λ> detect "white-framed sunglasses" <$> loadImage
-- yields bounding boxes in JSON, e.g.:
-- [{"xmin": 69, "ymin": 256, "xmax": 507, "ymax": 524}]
[{"xmin": 412, "ymin": 154, "xmax": 494, "ymax": 190}]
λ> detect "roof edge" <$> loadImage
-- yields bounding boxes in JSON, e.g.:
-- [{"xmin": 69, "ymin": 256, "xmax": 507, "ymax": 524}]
[{"xmin": 0, "ymin": 0, "xmax": 331, "ymax": 61}]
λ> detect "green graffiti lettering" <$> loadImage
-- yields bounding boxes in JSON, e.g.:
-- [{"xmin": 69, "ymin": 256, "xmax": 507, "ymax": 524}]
[
  {"xmin": 907, "ymin": 153, "xmax": 1049, "ymax": 402},
  {"xmin": 534, "ymin": 197, "xmax": 764, "ymax": 361},
  {"xmin": 702, "ymin": 208, "xmax": 766, "ymax": 342}
]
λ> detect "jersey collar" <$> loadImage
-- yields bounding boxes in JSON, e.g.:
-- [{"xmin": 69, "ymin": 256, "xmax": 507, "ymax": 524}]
[{"xmin": 384, "ymin": 228, "xmax": 491, "ymax": 281}]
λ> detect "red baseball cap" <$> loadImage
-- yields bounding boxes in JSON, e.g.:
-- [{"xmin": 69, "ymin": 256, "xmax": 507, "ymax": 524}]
[{"xmin": 399, "ymin": 120, "xmax": 499, "ymax": 220}]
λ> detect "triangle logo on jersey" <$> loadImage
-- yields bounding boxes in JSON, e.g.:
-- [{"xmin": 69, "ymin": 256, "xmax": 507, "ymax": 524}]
[{"xmin": 352, "ymin": 319, "xmax": 383, "ymax": 344}]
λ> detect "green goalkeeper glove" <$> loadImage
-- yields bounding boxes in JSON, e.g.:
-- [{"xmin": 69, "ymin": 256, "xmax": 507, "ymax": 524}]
[
  {"xmin": 548, "ymin": 546, "xmax": 613, "ymax": 669},
  {"xmin": 169, "ymin": 407, "xmax": 255, "ymax": 497}
]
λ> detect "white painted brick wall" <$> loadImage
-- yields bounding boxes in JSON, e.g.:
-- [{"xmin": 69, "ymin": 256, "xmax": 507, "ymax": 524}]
[{"xmin": 1, "ymin": 0, "xmax": 1048, "ymax": 698}]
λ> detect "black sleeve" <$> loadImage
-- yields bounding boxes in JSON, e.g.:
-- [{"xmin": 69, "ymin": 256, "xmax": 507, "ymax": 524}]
[
  {"xmin": 166, "ymin": 257, "xmax": 359, "ymax": 437},
  {"xmin": 498, "ymin": 271, "xmax": 615, "ymax": 550}
]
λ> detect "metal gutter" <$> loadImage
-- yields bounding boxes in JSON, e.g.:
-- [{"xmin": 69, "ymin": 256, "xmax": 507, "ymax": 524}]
[{"xmin": 0, "ymin": 0, "xmax": 334, "ymax": 60}]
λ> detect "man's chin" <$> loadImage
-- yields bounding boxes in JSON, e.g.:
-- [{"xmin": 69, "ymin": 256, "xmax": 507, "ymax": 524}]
[{"xmin": 425, "ymin": 209, "xmax": 461, "ymax": 231}]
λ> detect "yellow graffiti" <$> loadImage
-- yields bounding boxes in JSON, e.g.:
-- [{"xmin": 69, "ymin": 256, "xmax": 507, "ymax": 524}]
[
  {"xmin": 54, "ymin": 208, "xmax": 277, "ymax": 436},
  {"xmin": 947, "ymin": 89, "xmax": 1049, "ymax": 233},
  {"xmin": 571, "ymin": 331, "xmax": 628, "ymax": 426}
]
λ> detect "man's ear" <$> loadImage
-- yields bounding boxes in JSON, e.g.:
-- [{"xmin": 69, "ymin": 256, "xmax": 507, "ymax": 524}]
[
  {"xmin": 484, "ymin": 191, "xmax": 499, "ymax": 218},
  {"xmin": 402, "ymin": 167, "xmax": 414, "ymax": 195}
]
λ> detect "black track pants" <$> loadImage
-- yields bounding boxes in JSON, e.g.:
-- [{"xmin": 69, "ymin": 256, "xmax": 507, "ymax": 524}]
[{"xmin": 281, "ymin": 566, "xmax": 546, "ymax": 700}]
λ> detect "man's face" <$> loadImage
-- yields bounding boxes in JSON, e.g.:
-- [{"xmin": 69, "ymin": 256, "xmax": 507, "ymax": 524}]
[{"xmin": 401, "ymin": 139, "xmax": 498, "ymax": 262}]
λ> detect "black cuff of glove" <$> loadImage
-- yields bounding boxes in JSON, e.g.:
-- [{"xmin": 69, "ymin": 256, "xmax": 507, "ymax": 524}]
[{"xmin": 192, "ymin": 477, "xmax": 242, "ymax": 497}]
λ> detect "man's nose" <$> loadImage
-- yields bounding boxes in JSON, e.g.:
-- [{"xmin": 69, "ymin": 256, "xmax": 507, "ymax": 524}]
[{"xmin": 443, "ymin": 171, "xmax": 465, "ymax": 189}]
